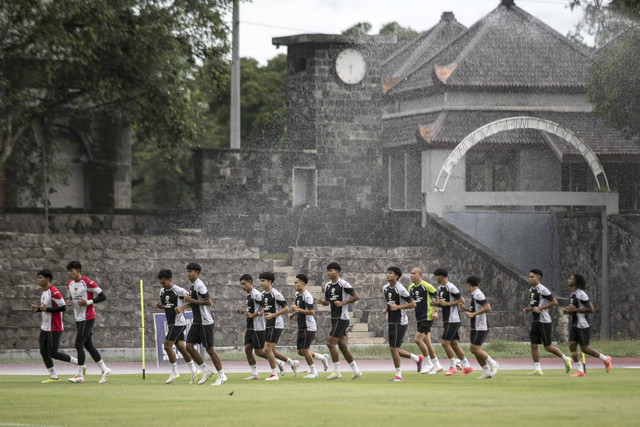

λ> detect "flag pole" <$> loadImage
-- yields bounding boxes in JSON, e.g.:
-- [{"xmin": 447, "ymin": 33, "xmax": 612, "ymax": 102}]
[{"xmin": 140, "ymin": 279, "xmax": 145, "ymax": 380}]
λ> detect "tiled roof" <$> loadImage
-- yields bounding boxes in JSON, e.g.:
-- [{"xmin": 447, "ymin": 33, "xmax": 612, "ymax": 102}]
[
  {"xmin": 389, "ymin": 3, "xmax": 592, "ymax": 94},
  {"xmin": 382, "ymin": 111, "xmax": 640, "ymax": 156}
]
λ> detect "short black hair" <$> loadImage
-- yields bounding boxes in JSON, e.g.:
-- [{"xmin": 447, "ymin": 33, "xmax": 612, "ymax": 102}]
[
  {"xmin": 572, "ymin": 273, "xmax": 586, "ymax": 289},
  {"xmin": 157, "ymin": 269, "xmax": 172, "ymax": 279},
  {"xmin": 327, "ymin": 262, "xmax": 341, "ymax": 272},
  {"xmin": 433, "ymin": 267, "xmax": 448, "ymax": 277},
  {"xmin": 38, "ymin": 269, "xmax": 53, "ymax": 281},
  {"xmin": 466, "ymin": 276, "xmax": 480, "ymax": 287},
  {"xmin": 186, "ymin": 262, "xmax": 201, "ymax": 272},
  {"xmin": 295, "ymin": 274, "xmax": 308, "ymax": 284},
  {"xmin": 530, "ymin": 268, "xmax": 543, "ymax": 279},
  {"xmin": 66, "ymin": 261, "xmax": 82, "ymax": 271},
  {"xmin": 239, "ymin": 274, "xmax": 253, "ymax": 283},
  {"xmin": 387, "ymin": 266, "xmax": 402, "ymax": 279},
  {"xmin": 259, "ymin": 272, "xmax": 275, "ymax": 283}
]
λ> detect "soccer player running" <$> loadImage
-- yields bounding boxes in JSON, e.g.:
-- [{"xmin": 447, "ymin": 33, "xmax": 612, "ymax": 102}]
[
  {"xmin": 562, "ymin": 273, "xmax": 612, "ymax": 376},
  {"xmin": 183, "ymin": 262, "xmax": 227, "ymax": 386},
  {"xmin": 65, "ymin": 261, "xmax": 111, "ymax": 384},
  {"xmin": 288, "ymin": 274, "xmax": 329, "ymax": 379},
  {"xmin": 31, "ymin": 269, "xmax": 78, "ymax": 383},
  {"xmin": 458, "ymin": 276, "xmax": 499, "ymax": 379},
  {"xmin": 432, "ymin": 267, "xmax": 473, "ymax": 376},
  {"xmin": 522, "ymin": 268, "xmax": 572, "ymax": 375},
  {"xmin": 317, "ymin": 262, "xmax": 363, "ymax": 380},
  {"xmin": 235, "ymin": 274, "xmax": 268, "ymax": 380},
  {"xmin": 152, "ymin": 269, "xmax": 199, "ymax": 384},
  {"xmin": 408, "ymin": 268, "xmax": 443, "ymax": 374},
  {"xmin": 382, "ymin": 267, "xmax": 422, "ymax": 382}
]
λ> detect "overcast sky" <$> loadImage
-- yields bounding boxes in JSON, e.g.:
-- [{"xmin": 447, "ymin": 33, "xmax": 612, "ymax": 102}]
[{"xmin": 237, "ymin": 0, "xmax": 586, "ymax": 65}]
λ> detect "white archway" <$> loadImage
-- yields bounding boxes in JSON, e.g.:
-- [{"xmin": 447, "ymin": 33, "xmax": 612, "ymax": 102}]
[{"xmin": 433, "ymin": 116, "xmax": 610, "ymax": 192}]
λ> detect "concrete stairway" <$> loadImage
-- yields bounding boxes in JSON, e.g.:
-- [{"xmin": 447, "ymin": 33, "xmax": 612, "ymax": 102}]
[{"xmin": 273, "ymin": 260, "xmax": 384, "ymax": 345}]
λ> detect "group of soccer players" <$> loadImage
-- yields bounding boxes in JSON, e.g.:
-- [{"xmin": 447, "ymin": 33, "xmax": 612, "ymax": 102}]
[{"xmin": 33, "ymin": 259, "xmax": 612, "ymax": 384}]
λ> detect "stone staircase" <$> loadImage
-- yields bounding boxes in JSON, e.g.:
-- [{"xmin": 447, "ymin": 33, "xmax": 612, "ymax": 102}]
[{"xmin": 273, "ymin": 260, "xmax": 384, "ymax": 345}]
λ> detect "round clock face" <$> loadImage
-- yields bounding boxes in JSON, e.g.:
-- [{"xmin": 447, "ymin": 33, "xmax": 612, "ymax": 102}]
[{"xmin": 335, "ymin": 48, "xmax": 366, "ymax": 84}]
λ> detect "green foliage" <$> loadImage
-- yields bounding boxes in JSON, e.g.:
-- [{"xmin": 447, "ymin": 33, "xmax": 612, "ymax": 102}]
[
  {"xmin": 378, "ymin": 21, "xmax": 420, "ymax": 43},
  {"xmin": 342, "ymin": 22, "xmax": 373, "ymax": 35}
]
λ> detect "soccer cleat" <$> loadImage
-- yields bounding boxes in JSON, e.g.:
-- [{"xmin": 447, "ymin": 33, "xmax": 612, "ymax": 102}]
[
  {"xmin": 477, "ymin": 372, "xmax": 493, "ymax": 379},
  {"xmin": 165, "ymin": 374, "xmax": 179, "ymax": 384},
  {"xmin": 211, "ymin": 374, "xmax": 227, "ymax": 386},
  {"xmin": 265, "ymin": 374, "xmax": 279, "ymax": 381},
  {"xmin": 570, "ymin": 371, "xmax": 586, "ymax": 377},
  {"xmin": 528, "ymin": 370, "xmax": 543, "ymax": 376},
  {"xmin": 69, "ymin": 375, "xmax": 84, "ymax": 383},
  {"xmin": 98, "ymin": 368, "xmax": 111, "ymax": 384},
  {"xmin": 244, "ymin": 374, "xmax": 260, "ymax": 380},
  {"xmin": 461, "ymin": 367, "xmax": 473, "ymax": 376},
  {"xmin": 443, "ymin": 367, "xmax": 458, "ymax": 376},
  {"xmin": 389, "ymin": 375, "xmax": 403, "ymax": 382},
  {"xmin": 416, "ymin": 355, "xmax": 423, "ymax": 373},
  {"xmin": 321, "ymin": 353, "xmax": 329, "ymax": 372},
  {"xmin": 564, "ymin": 359, "xmax": 572, "ymax": 373},
  {"xmin": 291, "ymin": 360, "xmax": 300, "ymax": 377},
  {"xmin": 198, "ymin": 370, "xmax": 213, "ymax": 385},
  {"xmin": 604, "ymin": 355, "xmax": 612, "ymax": 373},
  {"xmin": 428, "ymin": 366, "xmax": 444, "ymax": 375},
  {"xmin": 420, "ymin": 362, "xmax": 434, "ymax": 374},
  {"xmin": 83, "ymin": 366, "xmax": 87, "ymax": 376},
  {"xmin": 190, "ymin": 371, "xmax": 201, "ymax": 384},
  {"xmin": 454, "ymin": 359, "xmax": 463, "ymax": 370},
  {"xmin": 350, "ymin": 371, "xmax": 363, "ymax": 380},
  {"xmin": 490, "ymin": 361, "xmax": 500, "ymax": 376},
  {"xmin": 42, "ymin": 378, "xmax": 60, "ymax": 383},
  {"xmin": 326, "ymin": 372, "xmax": 342, "ymax": 380},
  {"xmin": 303, "ymin": 373, "xmax": 319, "ymax": 379}
]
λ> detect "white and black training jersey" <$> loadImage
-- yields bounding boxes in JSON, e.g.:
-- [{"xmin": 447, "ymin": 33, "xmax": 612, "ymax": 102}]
[
  {"xmin": 383, "ymin": 283, "xmax": 413, "ymax": 326},
  {"xmin": 437, "ymin": 282, "xmax": 462, "ymax": 323},
  {"xmin": 529, "ymin": 283, "xmax": 554, "ymax": 324},
  {"xmin": 570, "ymin": 288, "xmax": 590, "ymax": 329},
  {"xmin": 261, "ymin": 288, "xmax": 287, "ymax": 329},
  {"xmin": 245, "ymin": 288, "xmax": 265, "ymax": 331},
  {"xmin": 323, "ymin": 278, "xmax": 356, "ymax": 321},
  {"xmin": 294, "ymin": 290, "xmax": 317, "ymax": 332},
  {"xmin": 470, "ymin": 288, "xmax": 489, "ymax": 331},
  {"xmin": 189, "ymin": 278, "xmax": 214, "ymax": 326},
  {"xmin": 159, "ymin": 284, "xmax": 189, "ymax": 326}
]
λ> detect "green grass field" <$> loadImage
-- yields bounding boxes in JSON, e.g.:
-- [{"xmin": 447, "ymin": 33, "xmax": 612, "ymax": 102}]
[{"xmin": 1, "ymin": 369, "xmax": 638, "ymax": 426}]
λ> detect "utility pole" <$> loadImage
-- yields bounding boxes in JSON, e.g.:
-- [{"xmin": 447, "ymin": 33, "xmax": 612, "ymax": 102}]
[{"xmin": 230, "ymin": 0, "xmax": 241, "ymax": 149}]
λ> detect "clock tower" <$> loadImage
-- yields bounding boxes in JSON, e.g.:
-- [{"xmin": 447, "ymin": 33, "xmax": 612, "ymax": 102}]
[{"xmin": 272, "ymin": 33, "xmax": 396, "ymax": 211}]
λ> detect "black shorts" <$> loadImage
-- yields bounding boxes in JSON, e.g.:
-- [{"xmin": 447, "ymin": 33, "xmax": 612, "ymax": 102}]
[
  {"xmin": 470, "ymin": 330, "xmax": 488, "ymax": 346},
  {"xmin": 569, "ymin": 326, "xmax": 590, "ymax": 346},
  {"xmin": 265, "ymin": 327, "xmax": 283, "ymax": 344},
  {"xmin": 416, "ymin": 320, "xmax": 434, "ymax": 334},
  {"xmin": 388, "ymin": 323, "xmax": 408, "ymax": 348},
  {"xmin": 75, "ymin": 318, "xmax": 95, "ymax": 341},
  {"xmin": 442, "ymin": 322, "xmax": 460, "ymax": 341},
  {"xmin": 165, "ymin": 325, "xmax": 187, "ymax": 343},
  {"xmin": 530, "ymin": 322, "xmax": 553, "ymax": 346},
  {"xmin": 297, "ymin": 330, "xmax": 316, "ymax": 350},
  {"xmin": 329, "ymin": 318, "xmax": 349, "ymax": 338},
  {"xmin": 186, "ymin": 323, "xmax": 214, "ymax": 348},
  {"xmin": 244, "ymin": 330, "xmax": 266, "ymax": 350}
]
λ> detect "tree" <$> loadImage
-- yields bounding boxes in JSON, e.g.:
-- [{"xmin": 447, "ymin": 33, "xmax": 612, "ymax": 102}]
[
  {"xmin": 379, "ymin": 22, "xmax": 420, "ymax": 43},
  {"xmin": 0, "ymin": 0, "xmax": 233, "ymax": 175},
  {"xmin": 342, "ymin": 22, "xmax": 373, "ymax": 35},
  {"xmin": 569, "ymin": 0, "xmax": 640, "ymax": 139}
]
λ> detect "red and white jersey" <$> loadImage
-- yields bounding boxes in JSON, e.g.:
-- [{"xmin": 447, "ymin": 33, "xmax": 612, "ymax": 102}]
[
  {"xmin": 67, "ymin": 277, "xmax": 103, "ymax": 322},
  {"xmin": 41, "ymin": 286, "xmax": 65, "ymax": 332}
]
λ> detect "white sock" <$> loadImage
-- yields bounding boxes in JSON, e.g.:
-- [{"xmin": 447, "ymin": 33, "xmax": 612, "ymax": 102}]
[
  {"xmin": 200, "ymin": 363, "xmax": 210, "ymax": 373},
  {"xmin": 577, "ymin": 361, "xmax": 584, "ymax": 372},
  {"xmin": 286, "ymin": 358, "xmax": 295, "ymax": 367},
  {"xmin": 309, "ymin": 364, "xmax": 317, "ymax": 374},
  {"xmin": 486, "ymin": 356, "xmax": 495, "ymax": 366},
  {"xmin": 534, "ymin": 362, "xmax": 542, "ymax": 370},
  {"xmin": 450, "ymin": 358, "xmax": 457, "ymax": 368},
  {"xmin": 276, "ymin": 360, "xmax": 285, "ymax": 369},
  {"xmin": 250, "ymin": 364, "xmax": 258, "ymax": 375},
  {"xmin": 78, "ymin": 365, "xmax": 85, "ymax": 376},
  {"xmin": 170, "ymin": 362, "xmax": 178, "ymax": 375},
  {"xmin": 599, "ymin": 354, "xmax": 607, "ymax": 361},
  {"xmin": 349, "ymin": 360, "xmax": 359, "ymax": 374},
  {"xmin": 97, "ymin": 359, "xmax": 108, "ymax": 371},
  {"xmin": 70, "ymin": 356, "xmax": 78, "ymax": 365},
  {"xmin": 187, "ymin": 360, "xmax": 197, "ymax": 374},
  {"xmin": 271, "ymin": 368, "xmax": 278, "ymax": 376},
  {"xmin": 462, "ymin": 358, "xmax": 471, "ymax": 369},
  {"xmin": 482, "ymin": 365, "xmax": 490, "ymax": 374},
  {"xmin": 395, "ymin": 368, "xmax": 402, "ymax": 377},
  {"xmin": 333, "ymin": 362, "xmax": 340, "ymax": 373},
  {"xmin": 432, "ymin": 357, "xmax": 442, "ymax": 368},
  {"xmin": 48, "ymin": 367, "xmax": 57, "ymax": 378},
  {"xmin": 313, "ymin": 353, "xmax": 325, "ymax": 360},
  {"xmin": 561, "ymin": 354, "xmax": 570, "ymax": 362},
  {"xmin": 410, "ymin": 354, "xmax": 419, "ymax": 362}
]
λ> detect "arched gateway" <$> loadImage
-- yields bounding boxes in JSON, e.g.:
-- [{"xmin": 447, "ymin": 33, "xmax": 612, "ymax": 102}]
[{"xmin": 433, "ymin": 116, "xmax": 610, "ymax": 192}]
